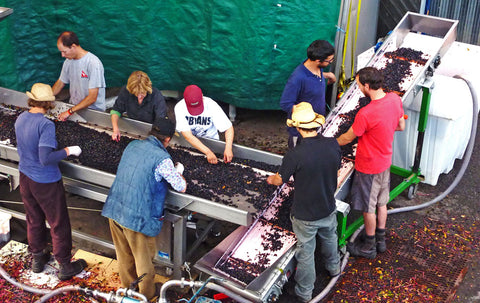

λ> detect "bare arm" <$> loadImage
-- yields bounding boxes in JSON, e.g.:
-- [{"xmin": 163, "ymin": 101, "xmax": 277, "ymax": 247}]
[
  {"xmin": 223, "ymin": 126, "xmax": 234, "ymax": 163},
  {"xmin": 52, "ymin": 79, "xmax": 65, "ymax": 96},
  {"xmin": 324, "ymin": 72, "xmax": 337, "ymax": 85},
  {"xmin": 181, "ymin": 130, "xmax": 218, "ymax": 164},
  {"xmin": 58, "ymin": 88, "xmax": 99, "ymax": 121},
  {"xmin": 111, "ymin": 113, "xmax": 121, "ymax": 141},
  {"xmin": 396, "ymin": 116, "xmax": 406, "ymax": 131},
  {"xmin": 337, "ymin": 127, "xmax": 357, "ymax": 146}
]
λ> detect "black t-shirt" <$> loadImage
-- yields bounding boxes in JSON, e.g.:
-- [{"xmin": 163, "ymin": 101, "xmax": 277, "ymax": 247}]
[{"xmin": 279, "ymin": 134, "xmax": 341, "ymax": 221}]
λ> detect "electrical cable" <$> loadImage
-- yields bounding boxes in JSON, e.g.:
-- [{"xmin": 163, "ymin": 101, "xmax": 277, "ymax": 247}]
[{"xmin": 309, "ymin": 75, "xmax": 477, "ymax": 302}]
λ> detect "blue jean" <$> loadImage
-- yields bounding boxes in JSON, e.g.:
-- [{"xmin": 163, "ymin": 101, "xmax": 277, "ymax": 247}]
[{"xmin": 291, "ymin": 211, "xmax": 340, "ymax": 301}]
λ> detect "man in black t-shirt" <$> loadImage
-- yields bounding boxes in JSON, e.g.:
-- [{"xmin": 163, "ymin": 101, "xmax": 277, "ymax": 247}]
[{"xmin": 267, "ymin": 102, "xmax": 341, "ymax": 302}]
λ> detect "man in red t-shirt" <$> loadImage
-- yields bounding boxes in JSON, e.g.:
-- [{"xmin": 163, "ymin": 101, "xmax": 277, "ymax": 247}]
[{"xmin": 337, "ymin": 67, "xmax": 405, "ymax": 259}]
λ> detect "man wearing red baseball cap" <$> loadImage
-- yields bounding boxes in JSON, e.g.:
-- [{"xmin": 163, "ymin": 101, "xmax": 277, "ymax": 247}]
[{"xmin": 174, "ymin": 85, "xmax": 234, "ymax": 164}]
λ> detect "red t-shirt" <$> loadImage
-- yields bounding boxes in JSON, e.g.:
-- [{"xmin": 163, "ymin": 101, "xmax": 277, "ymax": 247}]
[{"xmin": 352, "ymin": 92, "xmax": 404, "ymax": 174}]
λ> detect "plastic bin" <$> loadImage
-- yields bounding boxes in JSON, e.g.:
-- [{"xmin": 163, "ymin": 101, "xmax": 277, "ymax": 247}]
[
  {"xmin": 392, "ymin": 74, "xmax": 473, "ymax": 185},
  {"xmin": 0, "ymin": 212, "xmax": 12, "ymax": 243}
]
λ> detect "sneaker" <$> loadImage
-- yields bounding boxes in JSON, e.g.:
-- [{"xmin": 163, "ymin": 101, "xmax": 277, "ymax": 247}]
[
  {"xmin": 32, "ymin": 252, "xmax": 51, "ymax": 273},
  {"xmin": 58, "ymin": 259, "xmax": 87, "ymax": 280}
]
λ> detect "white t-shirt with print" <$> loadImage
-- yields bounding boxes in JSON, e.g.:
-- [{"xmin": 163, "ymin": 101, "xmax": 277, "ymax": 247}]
[{"xmin": 174, "ymin": 97, "xmax": 232, "ymax": 140}]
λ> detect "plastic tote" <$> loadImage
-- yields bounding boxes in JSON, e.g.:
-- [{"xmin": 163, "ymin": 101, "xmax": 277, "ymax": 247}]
[{"xmin": 0, "ymin": 212, "xmax": 12, "ymax": 243}]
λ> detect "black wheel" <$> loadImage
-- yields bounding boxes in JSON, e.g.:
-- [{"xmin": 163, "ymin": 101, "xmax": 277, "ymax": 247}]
[{"xmin": 407, "ymin": 184, "xmax": 418, "ymax": 200}]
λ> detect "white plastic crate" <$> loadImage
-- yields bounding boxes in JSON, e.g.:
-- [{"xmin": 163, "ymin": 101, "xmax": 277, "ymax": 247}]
[
  {"xmin": 392, "ymin": 74, "xmax": 474, "ymax": 185},
  {"xmin": 392, "ymin": 41, "xmax": 480, "ymax": 186}
]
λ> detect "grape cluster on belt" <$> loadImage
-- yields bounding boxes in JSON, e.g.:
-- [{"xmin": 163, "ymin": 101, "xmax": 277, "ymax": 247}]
[
  {"xmin": 384, "ymin": 47, "xmax": 427, "ymax": 64},
  {"xmin": 0, "ymin": 111, "xmax": 17, "ymax": 145},
  {"xmin": 54, "ymin": 119, "xmax": 133, "ymax": 174},
  {"xmin": 333, "ymin": 96, "xmax": 371, "ymax": 158},
  {"xmin": 216, "ymin": 256, "xmax": 262, "ymax": 285},
  {"xmin": 381, "ymin": 47, "xmax": 428, "ymax": 96},
  {"xmin": 169, "ymin": 146, "xmax": 278, "ymax": 210},
  {"xmin": 217, "ymin": 183, "xmax": 296, "ymax": 285}
]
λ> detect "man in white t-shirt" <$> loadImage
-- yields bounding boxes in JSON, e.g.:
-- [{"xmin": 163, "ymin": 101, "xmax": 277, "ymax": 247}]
[{"xmin": 174, "ymin": 85, "xmax": 234, "ymax": 164}]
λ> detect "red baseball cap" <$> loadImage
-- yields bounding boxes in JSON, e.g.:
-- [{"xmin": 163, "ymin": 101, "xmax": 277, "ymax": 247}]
[{"xmin": 183, "ymin": 85, "xmax": 204, "ymax": 116}]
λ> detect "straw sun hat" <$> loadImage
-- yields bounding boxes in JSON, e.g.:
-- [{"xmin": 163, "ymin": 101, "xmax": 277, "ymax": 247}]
[
  {"xmin": 286, "ymin": 102, "xmax": 325, "ymax": 129},
  {"xmin": 26, "ymin": 83, "xmax": 55, "ymax": 101}
]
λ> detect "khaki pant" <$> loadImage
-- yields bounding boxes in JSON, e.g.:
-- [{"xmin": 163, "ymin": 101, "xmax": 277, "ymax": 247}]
[{"xmin": 109, "ymin": 219, "xmax": 156, "ymax": 300}]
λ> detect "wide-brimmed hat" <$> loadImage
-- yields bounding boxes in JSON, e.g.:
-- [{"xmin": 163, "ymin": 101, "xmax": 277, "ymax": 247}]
[
  {"xmin": 26, "ymin": 83, "xmax": 55, "ymax": 101},
  {"xmin": 286, "ymin": 102, "xmax": 325, "ymax": 129},
  {"xmin": 183, "ymin": 85, "xmax": 204, "ymax": 116}
]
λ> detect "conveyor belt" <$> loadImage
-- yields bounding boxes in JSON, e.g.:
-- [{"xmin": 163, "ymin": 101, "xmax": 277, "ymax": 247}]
[{"xmin": 0, "ymin": 89, "xmax": 283, "ymax": 226}]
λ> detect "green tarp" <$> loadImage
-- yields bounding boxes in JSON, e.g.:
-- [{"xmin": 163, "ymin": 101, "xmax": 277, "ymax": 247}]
[{"xmin": 0, "ymin": 1, "xmax": 340, "ymax": 109}]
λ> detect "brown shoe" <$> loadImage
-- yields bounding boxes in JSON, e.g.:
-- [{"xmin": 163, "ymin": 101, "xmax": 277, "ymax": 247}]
[
  {"xmin": 32, "ymin": 251, "xmax": 51, "ymax": 273},
  {"xmin": 58, "ymin": 259, "xmax": 87, "ymax": 280}
]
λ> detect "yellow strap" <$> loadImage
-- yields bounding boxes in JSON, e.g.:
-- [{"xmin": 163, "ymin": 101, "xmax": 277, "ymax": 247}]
[
  {"xmin": 351, "ymin": 0, "xmax": 362, "ymax": 76},
  {"xmin": 338, "ymin": 0, "xmax": 353, "ymax": 93}
]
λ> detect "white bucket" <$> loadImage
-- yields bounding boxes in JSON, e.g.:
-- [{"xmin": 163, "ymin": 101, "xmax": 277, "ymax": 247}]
[{"xmin": 0, "ymin": 212, "xmax": 12, "ymax": 243}]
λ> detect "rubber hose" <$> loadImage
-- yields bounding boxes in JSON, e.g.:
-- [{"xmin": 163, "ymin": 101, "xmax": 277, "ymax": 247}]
[
  {"xmin": 159, "ymin": 279, "xmax": 198, "ymax": 303},
  {"xmin": 159, "ymin": 279, "xmax": 251, "ymax": 303},
  {"xmin": 34, "ymin": 285, "xmax": 82, "ymax": 303},
  {"xmin": 0, "ymin": 263, "xmax": 50, "ymax": 295},
  {"xmin": 309, "ymin": 227, "xmax": 362, "ymax": 303},
  {"xmin": 309, "ymin": 75, "xmax": 477, "ymax": 302}
]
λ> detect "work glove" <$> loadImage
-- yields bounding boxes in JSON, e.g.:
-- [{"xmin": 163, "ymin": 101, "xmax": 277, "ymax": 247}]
[
  {"xmin": 67, "ymin": 146, "xmax": 82, "ymax": 157},
  {"xmin": 175, "ymin": 162, "xmax": 184, "ymax": 175}
]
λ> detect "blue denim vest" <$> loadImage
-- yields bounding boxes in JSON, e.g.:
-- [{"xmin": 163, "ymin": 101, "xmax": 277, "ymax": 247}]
[{"xmin": 102, "ymin": 136, "xmax": 170, "ymax": 237}]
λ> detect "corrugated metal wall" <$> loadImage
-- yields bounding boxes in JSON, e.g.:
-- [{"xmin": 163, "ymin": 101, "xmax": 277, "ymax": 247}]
[
  {"xmin": 428, "ymin": 0, "xmax": 480, "ymax": 45},
  {"xmin": 376, "ymin": 0, "xmax": 421, "ymax": 39},
  {"xmin": 376, "ymin": 0, "xmax": 480, "ymax": 46}
]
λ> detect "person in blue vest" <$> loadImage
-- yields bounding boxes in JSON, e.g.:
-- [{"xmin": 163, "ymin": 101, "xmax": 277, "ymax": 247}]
[{"xmin": 102, "ymin": 117, "xmax": 186, "ymax": 300}]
